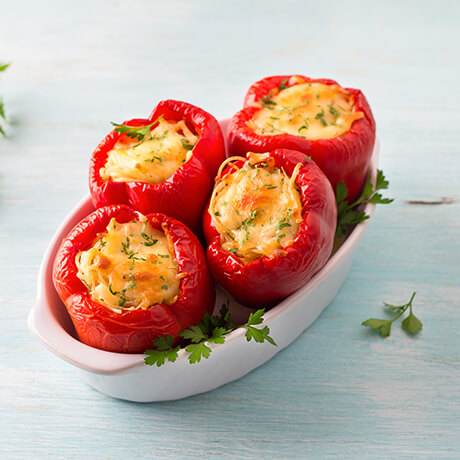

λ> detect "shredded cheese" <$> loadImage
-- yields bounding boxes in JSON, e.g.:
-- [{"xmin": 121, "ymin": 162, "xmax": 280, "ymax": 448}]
[
  {"xmin": 209, "ymin": 152, "xmax": 303, "ymax": 263},
  {"xmin": 100, "ymin": 118, "xmax": 198, "ymax": 184},
  {"xmin": 76, "ymin": 216, "xmax": 180, "ymax": 314},
  {"xmin": 247, "ymin": 78, "xmax": 363, "ymax": 140}
]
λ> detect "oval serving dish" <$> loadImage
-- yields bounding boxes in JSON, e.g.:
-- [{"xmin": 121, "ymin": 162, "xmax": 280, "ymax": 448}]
[{"xmin": 28, "ymin": 119, "xmax": 379, "ymax": 402}]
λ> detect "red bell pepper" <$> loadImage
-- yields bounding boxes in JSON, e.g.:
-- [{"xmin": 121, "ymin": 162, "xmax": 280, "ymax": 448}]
[
  {"xmin": 89, "ymin": 99, "xmax": 225, "ymax": 233},
  {"xmin": 203, "ymin": 149, "xmax": 337, "ymax": 308},
  {"xmin": 53, "ymin": 205, "xmax": 215, "ymax": 353},
  {"xmin": 227, "ymin": 75, "xmax": 376, "ymax": 202}
]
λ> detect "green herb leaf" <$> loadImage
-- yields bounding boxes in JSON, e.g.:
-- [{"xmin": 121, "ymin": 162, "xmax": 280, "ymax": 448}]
[
  {"xmin": 335, "ymin": 170, "xmax": 393, "ymax": 238},
  {"xmin": 328, "ymin": 104, "xmax": 340, "ymax": 117},
  {"xmin": 362, "ymin": 318, "xmax": 392, "ymax": 337},
  {"xmin": 111, "ymin": 114, "xmax": 164, "ymax": 143},
  {"xmin": 181, "ymin": 138, "xmax": 195, "ymax": 151},
  {"xmin": 144, "ymin": 335, "xmax": 180, "ymax": 367},
  {"xmin": 140, "ymin": 221, "xmax": 158, "ymax": 247},
  {"xmin": 315, "ymin": 111, "xmax": 327, "ymax": 126},
  {"xmin": 185, "ymin": 342, "xmax": 212, "ymax": 364},
  {"xmin": 261, "ymin": 94, "xmax": 277, "ymax": 109},
  {"xmin": 245, "ymin": 325, "xmax": 277, "ymax": 345},
  {"xmin": 278, "ymin": 79, "xmax": 289, "ymax": 90},
  {"xmin": 144, "ymin": 303, "xmax": 276, "ymax": 366},
  {"xmin": 0, "ymin": 63, "xmax": 10, "ymax": 72},
  {"xmin": 179, "ymin": 324, "xmax": 208, "ymax": 344},
  {"xmin": 401, "ymin": 312, "xmax": 423, "ymax": 334},
  {"xmin": 362, "ymin": 292, "xmax": 421, "ymax": 338},
  {"xmin": 246, "ymin": 309, "xmax": 265, "ymax": 326}
]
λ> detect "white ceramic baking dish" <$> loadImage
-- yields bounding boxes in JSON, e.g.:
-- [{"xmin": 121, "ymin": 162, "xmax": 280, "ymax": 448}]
[{"xmin": 28, "ymin": 120, "xmax": 379, "ymax": 402}]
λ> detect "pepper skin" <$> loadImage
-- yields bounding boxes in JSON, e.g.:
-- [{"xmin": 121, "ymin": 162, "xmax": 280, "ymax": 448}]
[
  {"xmin": 227, "ymin": 75, "xmax": 376, "ymax": 202},
  {"xmin": 53, "ymin": 205, "xmax": 215, "ymax": 353},
  {"xmin": 89, "ymin": 99, "xmax": 225, "ymax": 233},
  {"xmin": 203, "ymin": 149, "xmax": 337, "ymax": 308}
]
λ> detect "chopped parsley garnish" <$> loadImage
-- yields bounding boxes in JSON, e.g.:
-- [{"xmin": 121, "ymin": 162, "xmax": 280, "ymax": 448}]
[
  {"xmin": 161, "ymin": 285, "xmax": 168, "ymax": 290},
  {"xmin": 315, "ymin": 111, "xmax": 327, "ymax": 126},
  {"xmin": 214, "ymin": 211, "xmax": 221, "ymax": 217},
  {"xmin": 108, "ymin": 283, "xmax": 119, "ymax": 296},
  {"xmin": 328, "ymin": 104, "xmax": 340, "ymax": 117},
  {"xmin": 276, "ymin": 217, "xmax": 292, "ymax": 231},
  {"xmin": 228, "ymin": 248, "xmax": 238, "ymax": 254},
  {"xmin": 144, "ymin": 156, "xmax": 164, "ymax": 163},
  {"xmin": 141, "ymin": 221, "xmax": 158, "ymax": 247},
  {"xmin": 261, "ymin": 94, "xmax": 277, "ymax": 109},
  {"xmin": 118, "ymin": 273, "xmax": 136, "ymax": 307},
  {"xmin": 144, "ymin": 301, "xmax": 277, "ymax": 366},
  {"xmin": 121, "ymin": 236, "xmax": 131, "ymax": 254},
  {"xmin": 298, "ymin": 121, "xmax": 309, "ymax": 133},
  {"xmin": 241, "ymin": 209, "xmax": 259, "ymax": 245},
  {"xmin": 181, "ymin": 138, "xmax": 195, "ymax": 151},
  {"xmin": 278, "ymin": 78, "xmax": 289, "ymax": 90},
  {"xmin": 261, "ymin": 184, "xmax": 277, "ymax": 190},
  {"xmin": 276, "ymin": 233, "xmax": 286, "ymax": 243}
]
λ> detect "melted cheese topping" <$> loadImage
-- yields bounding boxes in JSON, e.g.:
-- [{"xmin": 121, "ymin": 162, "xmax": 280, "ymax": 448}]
[
  {"xmin": 100, "ymin": 118, "xmax": 198, "ymax": 184},
  {"xmin": 76, "ymin": 216, "xmax": 180, "ymax": 314},
  {"xmin": 247, "ymin": 77, "xmax": 364, "ymax": 140},
  {"xmin": 209, "ymin": 153, "xmax": 303, "ymax": 263}
]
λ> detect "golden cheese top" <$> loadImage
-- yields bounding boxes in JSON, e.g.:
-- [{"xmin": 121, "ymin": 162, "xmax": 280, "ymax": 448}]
[
  {"xmin": 100, "ymin": 118, "xmax": 198, "ymax": 184},
  {"xmin": 247, "ymin": 77, "xmax": 364, "ymax": 140},
  {"xmin": 76, "ymin": 216, "xmax": 180, "ymax": 314},
  {"xmin": 209, "ymin": 153, "xmax": 303, "ymax": 263}
]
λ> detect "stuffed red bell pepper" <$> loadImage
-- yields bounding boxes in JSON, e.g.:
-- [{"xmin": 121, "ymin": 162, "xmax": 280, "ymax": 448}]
[
  {"xmin": 89, "ymin": 99, "xmax": 225, "ymax": 233},
  {"xmin": 227, "ymin": 75, "xmax": 376, "ymax": 202},
  {"xmin": 53, "ymin": 204, "xmax": 215, "ymax": 353},
  {"xmin": 203, "ymin": 149, "xmax": 337, "ymax": 308}
]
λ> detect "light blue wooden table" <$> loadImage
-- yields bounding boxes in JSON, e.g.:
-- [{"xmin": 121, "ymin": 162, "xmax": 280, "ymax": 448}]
[{"xmin": 1, "ymin": 1, "xmax": 459, "ymax": 458}]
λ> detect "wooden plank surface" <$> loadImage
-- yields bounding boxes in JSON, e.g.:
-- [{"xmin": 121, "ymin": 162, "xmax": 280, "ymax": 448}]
[{"xmin": 1, "ymin": 0, "xmax": 459, "ymax": 458}]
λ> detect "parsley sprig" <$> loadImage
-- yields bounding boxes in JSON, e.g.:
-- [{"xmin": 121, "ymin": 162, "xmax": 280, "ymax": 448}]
[
  {"xmin": 0, "ymin": 62, "xmax": 10, "ymax": 137},
  {"xmin": 335, "ymin": 169, "xmax": 393, "ymax": 238},
  {"xmin": 140, "ymin": 221, "xmax": 158, "ymax": 247},
  {"xmin": 111, "ymin": 114, "xmax": 164, "ymax": 144},
  {"xmin": 362, "ymin": 292, "xmax": 422, "ymax": 337},
  {"xmin": 261, "ymin": 92, "xmax": 277, "ymax": 109},
  {"xmin": 144, "ymin": 301, "xmax": 277, "ymax": 367}
]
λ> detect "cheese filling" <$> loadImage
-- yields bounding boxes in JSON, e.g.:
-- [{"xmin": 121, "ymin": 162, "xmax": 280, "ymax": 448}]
[
  {"xmin": 209, "ymin": 153, "xmax": 303, "ymax": 263},
  {"xmin": 100, "ymin": 118, "xmax": 199, "ymax": 184},
  {"xmin": 76, "ymin": 216, "xmax": 180, "ymax": 314},
  {"xmin": 247, "ymin": 77, "xmax": 364, "ymax": 140}
]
